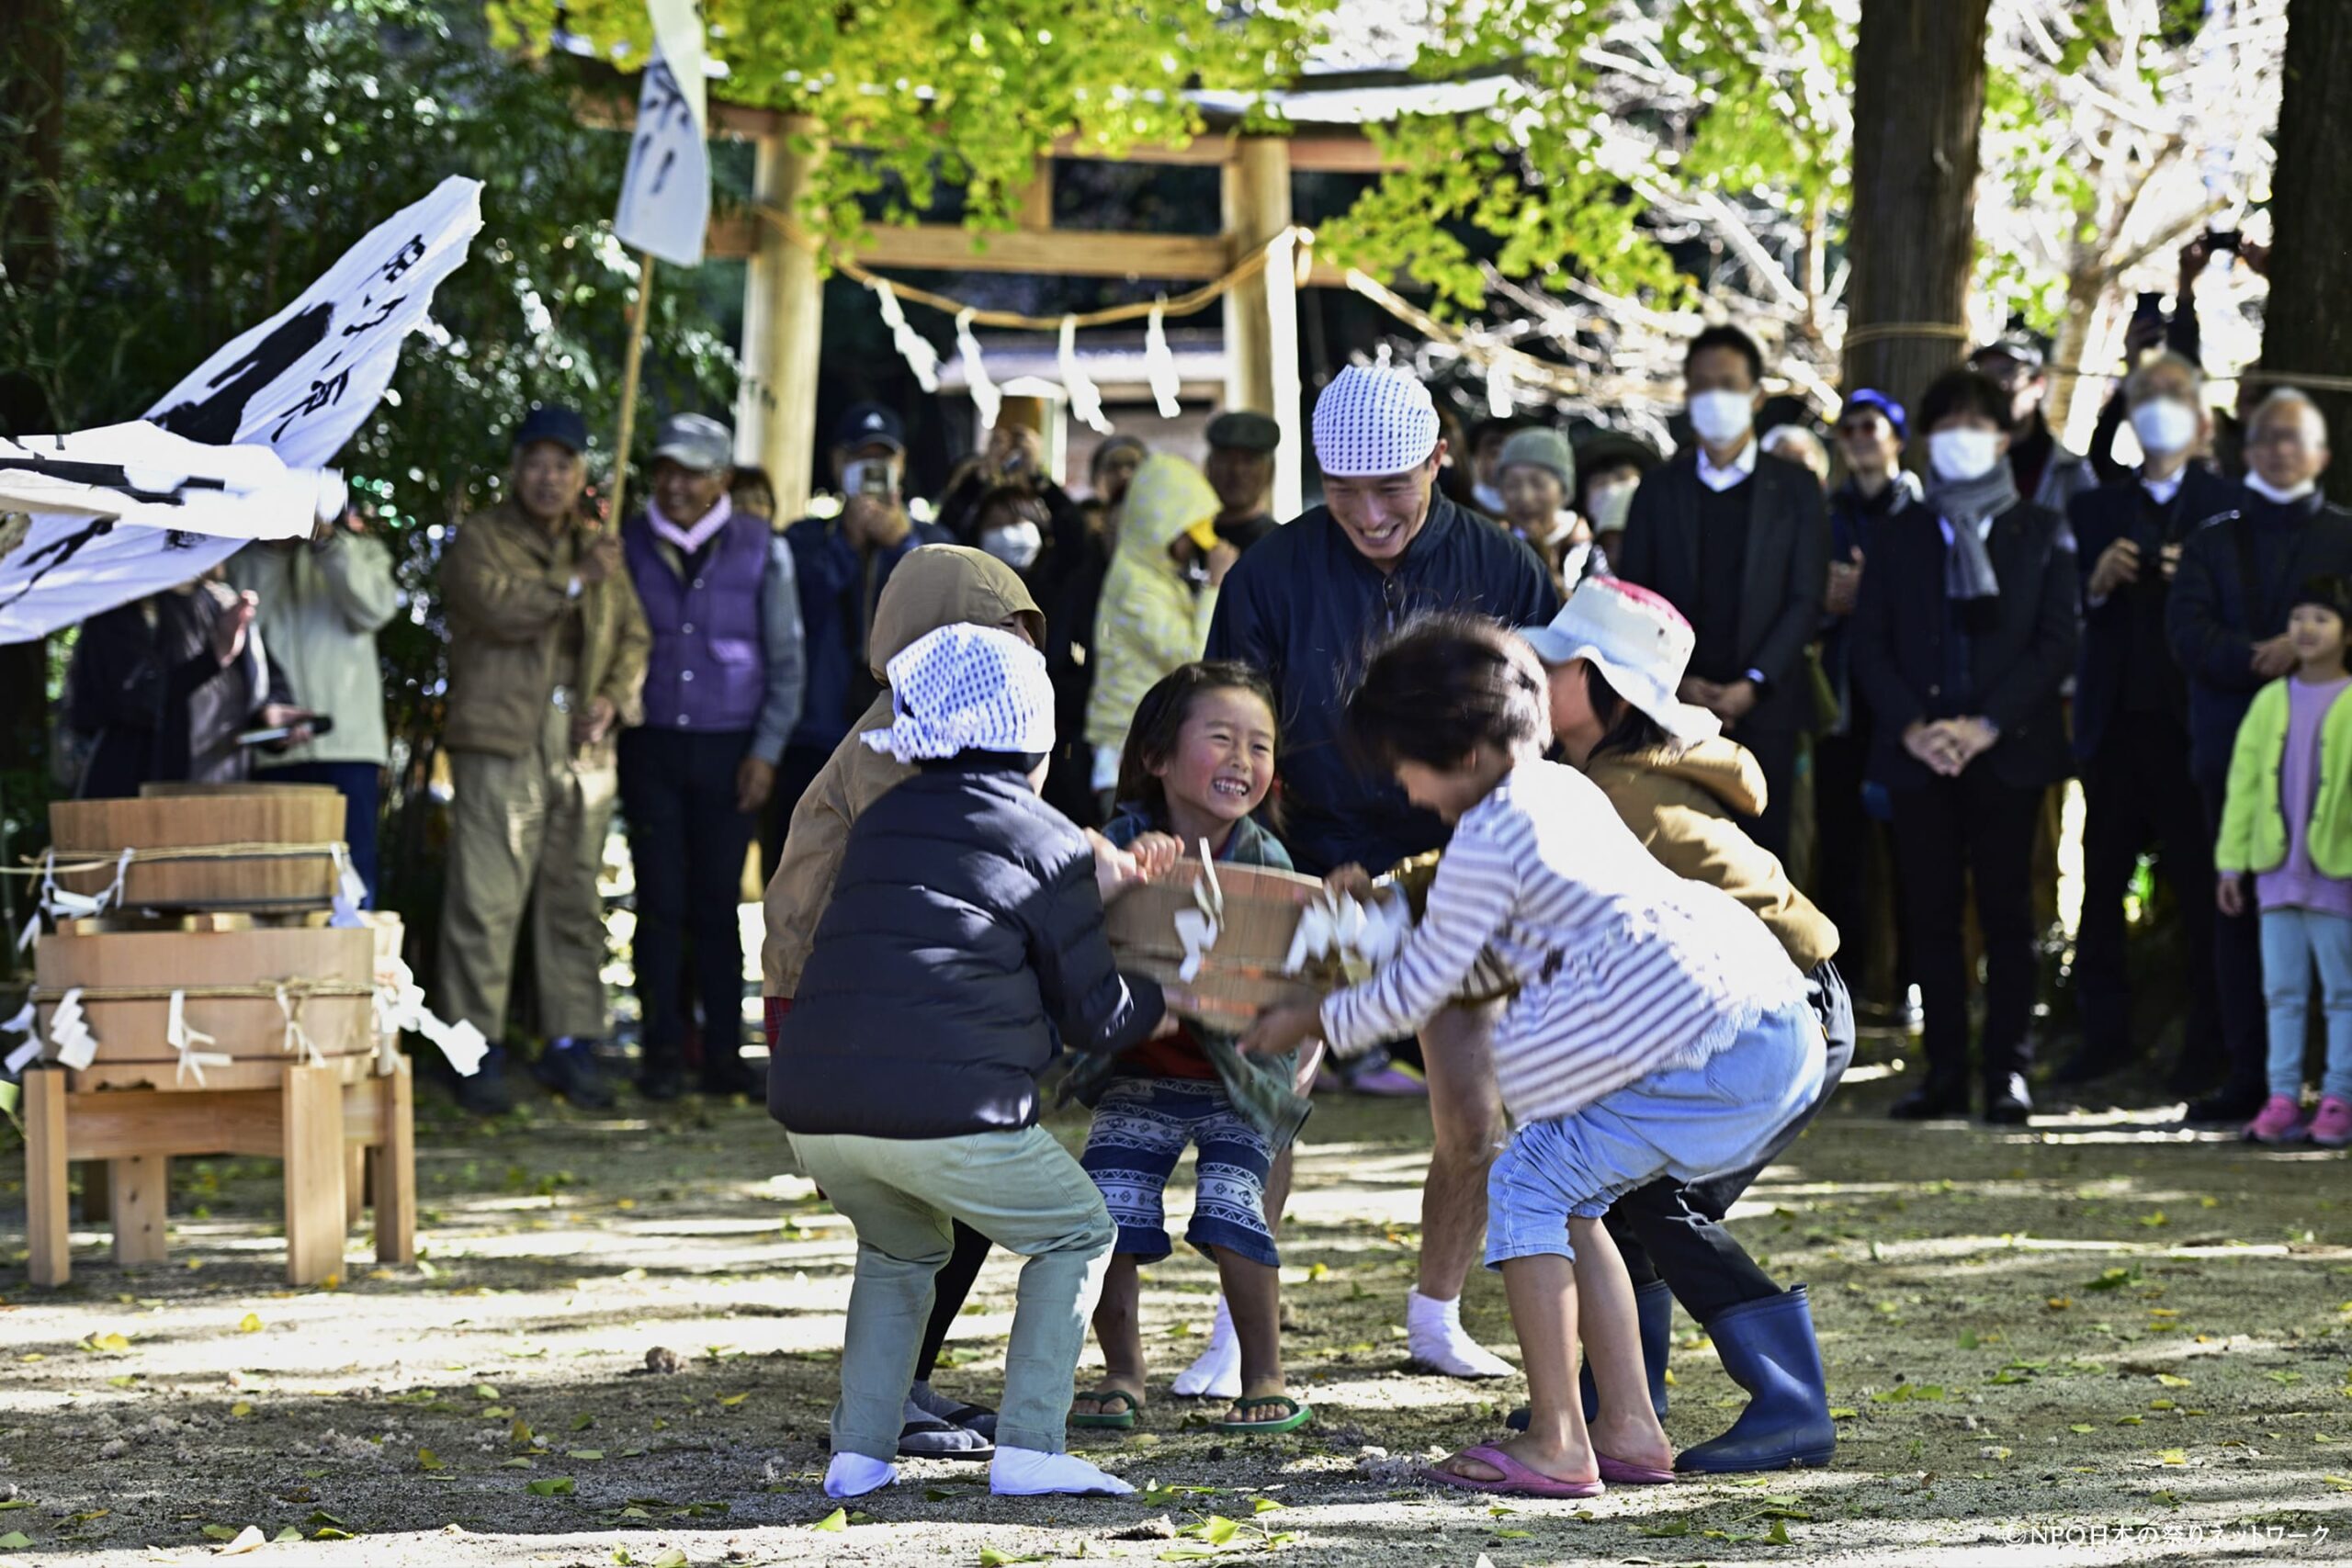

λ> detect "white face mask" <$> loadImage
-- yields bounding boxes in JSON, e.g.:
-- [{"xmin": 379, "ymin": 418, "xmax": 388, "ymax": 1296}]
[
  {"xmin": 2245, "ymin": 474, "xmax": 2319, "ymax": 505},
  {"xmin": 1929, "ymin": 428, "xmax": 2003, "ymax": 482},
  {"xmin": 1688, "ymin": 389, "xmax": 1756, "ymax": 447},
  {"xmin": 1585, "ymin": 479, "xmax": 1638, "ymax": 534},
  {"xmin": 978, "ymin": 520, "xmax": 1043, "ymax": 572},
  {"xmin": 2131, "ymin": 397, "xmax": 2199, "ymax": 457}
]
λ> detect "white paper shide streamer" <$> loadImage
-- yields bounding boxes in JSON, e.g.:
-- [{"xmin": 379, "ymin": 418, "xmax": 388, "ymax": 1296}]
[
  {"xmin": 955, "ymin": 309, "xmax": 1001, "ymax": 433},
  {"xmin": 166, "ymin": 989, "xmax": 229, "ymax": 1087},
  {"xmin": 2, "ymin": 999, "xmax": 39, "ymax": 1076},
  {"xmin": 1143, "ymin": 300, "xmax": 1183, "ymax": 420},
  {"xmin": 872, "ymin": 278, "xmax": 941, "ymax": 393},
  {"xmin": 1058, "ymin": 316, "xmax": 1113, "ymax": 434}
]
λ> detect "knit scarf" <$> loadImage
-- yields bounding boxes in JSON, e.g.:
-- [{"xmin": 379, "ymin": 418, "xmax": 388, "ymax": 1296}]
[
  {"xmin": 647, "ymin": 492, "xmax": 733, "ymax": 555},
  {"xmin": 1924, "ymin": 464, "xmax": 2017, "ymax": 623}
]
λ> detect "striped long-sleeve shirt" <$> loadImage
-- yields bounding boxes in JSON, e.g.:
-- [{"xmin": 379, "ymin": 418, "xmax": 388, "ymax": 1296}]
[{"xmin": 1319, "ymin": 759, "xmax": 1806, "ymax": 1125}]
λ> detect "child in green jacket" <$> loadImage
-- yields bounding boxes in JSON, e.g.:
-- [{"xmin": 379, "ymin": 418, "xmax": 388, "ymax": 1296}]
[{"xmin": 2217, "ymin": 574, "xmax": 2352, "ymax": 1148}]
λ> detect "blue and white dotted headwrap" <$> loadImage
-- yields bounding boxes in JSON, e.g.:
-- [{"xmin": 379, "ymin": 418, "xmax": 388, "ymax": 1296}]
[
  {"xmin": 1312, "ymin": 364, "xmax": 1442, "ymax": 478},
  {"xmin": 863, "ymin": 623, "xmax": 1057, "ymax": 763}
]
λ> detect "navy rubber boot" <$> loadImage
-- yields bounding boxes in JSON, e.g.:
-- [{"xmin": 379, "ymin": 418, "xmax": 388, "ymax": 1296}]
[
  {"xmin": 1582, "ymin": 1277, "xmax": 1672, "ymax": 1423},
  {"xmin": 1673, "ymin": 1285, "xmax": 1836, "ymax": 1473},
  {"xmin": 453, "ymin": 1046, "xmax": 514, "ymax": 1117},
  {"xmin": 1508, "ymin": 1277, "xmax": 1670, "ymax": 1431}
]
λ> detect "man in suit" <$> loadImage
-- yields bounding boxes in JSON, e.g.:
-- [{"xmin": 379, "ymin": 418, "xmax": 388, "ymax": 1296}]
[
  {"xmin": 1614, "ymin": 324, "xmax": 1829, "ymax": 861},
  {"xmin": 2062, "ymin": 354, "xmax": 2241, "ymax": 1089},
  {"xmin": 2167, "ymin": 388, "xmax": 2352, "ymax": 1122}
]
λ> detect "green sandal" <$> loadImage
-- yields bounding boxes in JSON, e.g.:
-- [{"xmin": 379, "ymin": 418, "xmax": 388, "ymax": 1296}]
[
  {"xmin": 1214, "ymin": 1393, "xmax": 1313, "ymax": 1435},
  {"xmin": 1069, "ymin": 1388, "xmax": 1145, "ymax": 1430}
]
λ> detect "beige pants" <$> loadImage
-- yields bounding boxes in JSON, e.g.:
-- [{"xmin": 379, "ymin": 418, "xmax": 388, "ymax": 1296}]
[{"xmin": 438, "ymin": 705, "xmax": 617, "ymax": 1044}]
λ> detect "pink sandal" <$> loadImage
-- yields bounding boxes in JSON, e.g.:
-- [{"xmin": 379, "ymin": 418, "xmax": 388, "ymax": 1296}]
[
  {"xmin": 1422, "ymin": 1444, "xmax": 1605, "ymax": 1499},
  {"xmin": 1597, "ymin": 1451, "xmax": 1679, "ymax": 1484}
]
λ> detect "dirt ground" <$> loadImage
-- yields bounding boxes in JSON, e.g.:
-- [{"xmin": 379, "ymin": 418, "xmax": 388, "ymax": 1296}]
[{"xmin": 5, "ymin": 1035, "xmax": 2352, "ymax": 1567}]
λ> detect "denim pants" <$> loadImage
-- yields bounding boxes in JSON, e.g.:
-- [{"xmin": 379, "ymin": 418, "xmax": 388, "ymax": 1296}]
[
  {"xmin": 1487, "ymin": 998, "xmax": 1826, "ymax": 1269},
  {"xmin": 2258, "ymin": 907, "xmax": 2352, "ymax": 1102},
  {"xmin": 787, "ymin": 1124, "xmax": 1115, "ymax": 1461}
]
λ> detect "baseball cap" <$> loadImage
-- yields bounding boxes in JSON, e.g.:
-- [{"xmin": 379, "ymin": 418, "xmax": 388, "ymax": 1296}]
[
  {"xmin": 650, "ymin": 412, "xmax": 733, "ymax": 471},
  {"xmin": 1838, "ymin": 389, "xmax": 1906, "ymax": 442},
  {"xmin": 1970, "ymin": 334, "xmax": 2047, "ymax": 372},
  {"xmin": 514, "ymin": 404, "xmax": 588, "ymax": 456},
  {"xmin": 1205, "ymin": 410, "xmax": 1281, "ymax": 454},
  {"xmin": 834, "ymin": 402, "xmax": 906, "ymax": 454}
]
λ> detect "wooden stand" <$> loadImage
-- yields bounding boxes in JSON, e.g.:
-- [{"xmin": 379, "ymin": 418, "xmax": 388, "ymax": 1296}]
[{"xmin": 23, "ymin": 1055, "xmax": 415, "ymax": 1288}]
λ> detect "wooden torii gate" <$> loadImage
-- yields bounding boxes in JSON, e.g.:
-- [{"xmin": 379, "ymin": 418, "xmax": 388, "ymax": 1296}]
[{"xmin": 636, "ymin": 96, "xmax": 1395, "ymax": 519}]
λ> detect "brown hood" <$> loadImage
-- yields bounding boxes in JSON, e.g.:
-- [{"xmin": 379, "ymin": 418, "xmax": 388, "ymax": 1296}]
[
  {"xmin": 866, "ymin": 544, "xmax": 1046, "ymax": 682},
  {"xmin": 1593, "ymin": 737, "xmax": 1767, "ymax": 818}
]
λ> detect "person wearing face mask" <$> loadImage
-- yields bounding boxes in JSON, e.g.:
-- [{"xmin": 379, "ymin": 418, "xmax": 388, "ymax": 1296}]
[
  {"xmin": 972, "ymin": 486, "xmax": 1049, "ymax": 576},
  {"xmin": 1573, "ymin": 434, "xmax": 1657, "ymax": 563},
  {"xmin": 777, "ymin": 403, "xmax": 953, "ymax": 840},
  {"xmin": 1968, "ymin": 336, "xmax": 2098, "ymax": 517},
  {"xmin": 2061, "ymin": 355, "xmax": 2242, "ymax": 1093},
  {"xmin": 1466, "ymin": 414, "xmax": 1538, "ymax": 517},
  {"xmin": 1494, "ymin": 425, "xmax": 1606, "ymax": 594},
  {"xmin": 1849, "ymin": 368, "xmax": 2080, "ymax": 1124},
  {"xmin": 437, "ymin": 404, "xmax": 651, "ymax": 1115},
  {"xmin": 1613, "ymin": 325, "xmax": 1830, "ymax": 863},
  {"xmin": 618, "ymin": 414, "xmax": 806, "ymax": 1101},
  {"xmin": 1816, "ymin": 390, "xmax": 1921, "ymax": 1031},
  {"xmin": 2166, "ymin": 389, "xmax": 2352, "ymax": 1123}
]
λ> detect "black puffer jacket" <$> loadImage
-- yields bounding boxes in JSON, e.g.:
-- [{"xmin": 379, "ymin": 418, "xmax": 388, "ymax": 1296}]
[{"xmin": 770, "ymin": 755, "xmax": 1165, "ymax": 1139}]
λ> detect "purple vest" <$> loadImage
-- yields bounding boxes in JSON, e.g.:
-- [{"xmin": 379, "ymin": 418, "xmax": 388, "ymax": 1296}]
[{"xmin": 625, "ymin": 511, "xmax": 771, "ymax": 734}]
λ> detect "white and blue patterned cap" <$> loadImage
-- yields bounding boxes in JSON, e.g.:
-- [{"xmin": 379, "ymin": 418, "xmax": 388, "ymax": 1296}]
[
  {"xmin": 1312, "ymin": 364, "xmax": 1442, "ymax": 478},
  {"xmin": 863, "ymin": 623, "xmax": 1056, "ymax": 763}
]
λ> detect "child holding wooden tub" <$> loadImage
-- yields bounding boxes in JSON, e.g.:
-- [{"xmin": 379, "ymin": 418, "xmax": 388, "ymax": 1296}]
[
  {"xmin": 1063, "ymin": 660, "xmax": 1317, "ymax": 1437},
  {"xmin": 1238, "ymin": 615, "xmax": 1826, "ymax": 1498}
]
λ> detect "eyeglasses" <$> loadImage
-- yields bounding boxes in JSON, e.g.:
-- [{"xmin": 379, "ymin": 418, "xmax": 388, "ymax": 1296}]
[{"xmin": 2248, "ymin": 427, "xmax": 2314, "ymax": 450}]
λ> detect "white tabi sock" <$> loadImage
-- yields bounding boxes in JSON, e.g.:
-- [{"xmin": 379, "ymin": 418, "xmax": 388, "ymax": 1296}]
[
  {"xmin": 1170, "ymin": 1294, "xmax": 1242, "ymax": 1399},
  {"xmin": 1406, "ymin": 1288, "xmax": 1515, "ymax": 1379}
]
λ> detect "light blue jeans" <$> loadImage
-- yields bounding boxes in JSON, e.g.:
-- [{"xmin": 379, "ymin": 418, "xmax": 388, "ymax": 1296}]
[
  {"xmin": 1486, "ymin": 998, "xmax": 1827, "ymax": 1268},
  {"xmin": 2258, "ymin": 907, "xmax": 2352, "ymax": 1102}
]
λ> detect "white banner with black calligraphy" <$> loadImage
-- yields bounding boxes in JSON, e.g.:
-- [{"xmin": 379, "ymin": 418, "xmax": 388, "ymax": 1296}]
[
  {"xmin": 0, "ymin": 175, "xmax": 484, "ymax": 643},
  {"xmin": 613, "ymin": 0, "xmax": 710, "ymax": 267}
]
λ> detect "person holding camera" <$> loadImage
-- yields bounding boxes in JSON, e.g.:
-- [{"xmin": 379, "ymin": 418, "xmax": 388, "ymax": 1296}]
[{"xmin": 775, "ymin": 404, "xmax": 953, "ymax": 831}]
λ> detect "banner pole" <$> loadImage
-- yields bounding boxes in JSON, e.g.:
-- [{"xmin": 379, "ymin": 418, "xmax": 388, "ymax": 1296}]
[{"xmin": 607, "ymin": 249, "xmax": 657, "ymax": 525}]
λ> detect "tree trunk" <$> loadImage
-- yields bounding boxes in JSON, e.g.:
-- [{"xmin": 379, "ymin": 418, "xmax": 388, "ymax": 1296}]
[
  {"xmin": 0, "ymin": 0, "xmax": 64, "ymax": 840},
  {"xmin": 2044, "ymin": 253, "xmax": 2108, "ymax": 446},
  {"xmin": 1842, "ymin": 0, "xmax": 1994, "ymax": 414},
  {"xmin": 2262, "ymin": 0, "xmax": 2352, "ymax": 505}
]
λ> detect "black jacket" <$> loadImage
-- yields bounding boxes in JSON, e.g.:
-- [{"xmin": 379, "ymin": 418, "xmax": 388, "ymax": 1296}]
[
  {"xmin": 769, "ymin": 756, "xmax": 1164, "ymax": 1139},
  {"xmin": 1612, "ymin": 450, "xmax": 1829, "ymax": 734},
  {"xmin": 1203, "ymin": 492, "xmax": 1559, "ymax": 874},
  {"xmin": 2165, "ymin": 490, "xmax": 2352, "ymax": 784},
  {"xmin": 1849, "ymin": 499, "xmax": 2079, "ymax": 793},
  {"xmin": 2068, "ymin": 464, "xmax": 2242, "ymax": 760}
]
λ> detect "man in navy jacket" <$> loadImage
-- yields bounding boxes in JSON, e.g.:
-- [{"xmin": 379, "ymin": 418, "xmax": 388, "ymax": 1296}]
[
  {"xmin": 1205, "ymin": 365, "xmax": 1556, "ymax": 1382},
  {"xmin": 2062, "ymin": 355, "xmax": 2239, "ymax": 1090}
]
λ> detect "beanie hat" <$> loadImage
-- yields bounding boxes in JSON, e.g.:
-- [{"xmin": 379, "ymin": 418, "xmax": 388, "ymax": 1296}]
[
  {"xmin": 1494, "ymin": 426, "xmax": 1576, "ymax": 492},
  {"xmin": 2292, "ymin": 574, "xmax": 2352, "ymax": 626},
  {"xmin": 863, "ymin": 624, "xmax": 1056, "ymax": 763},
  {"xmin": 1312, "ymin": 365, "xmax": 1442, "ymax": 478}
]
